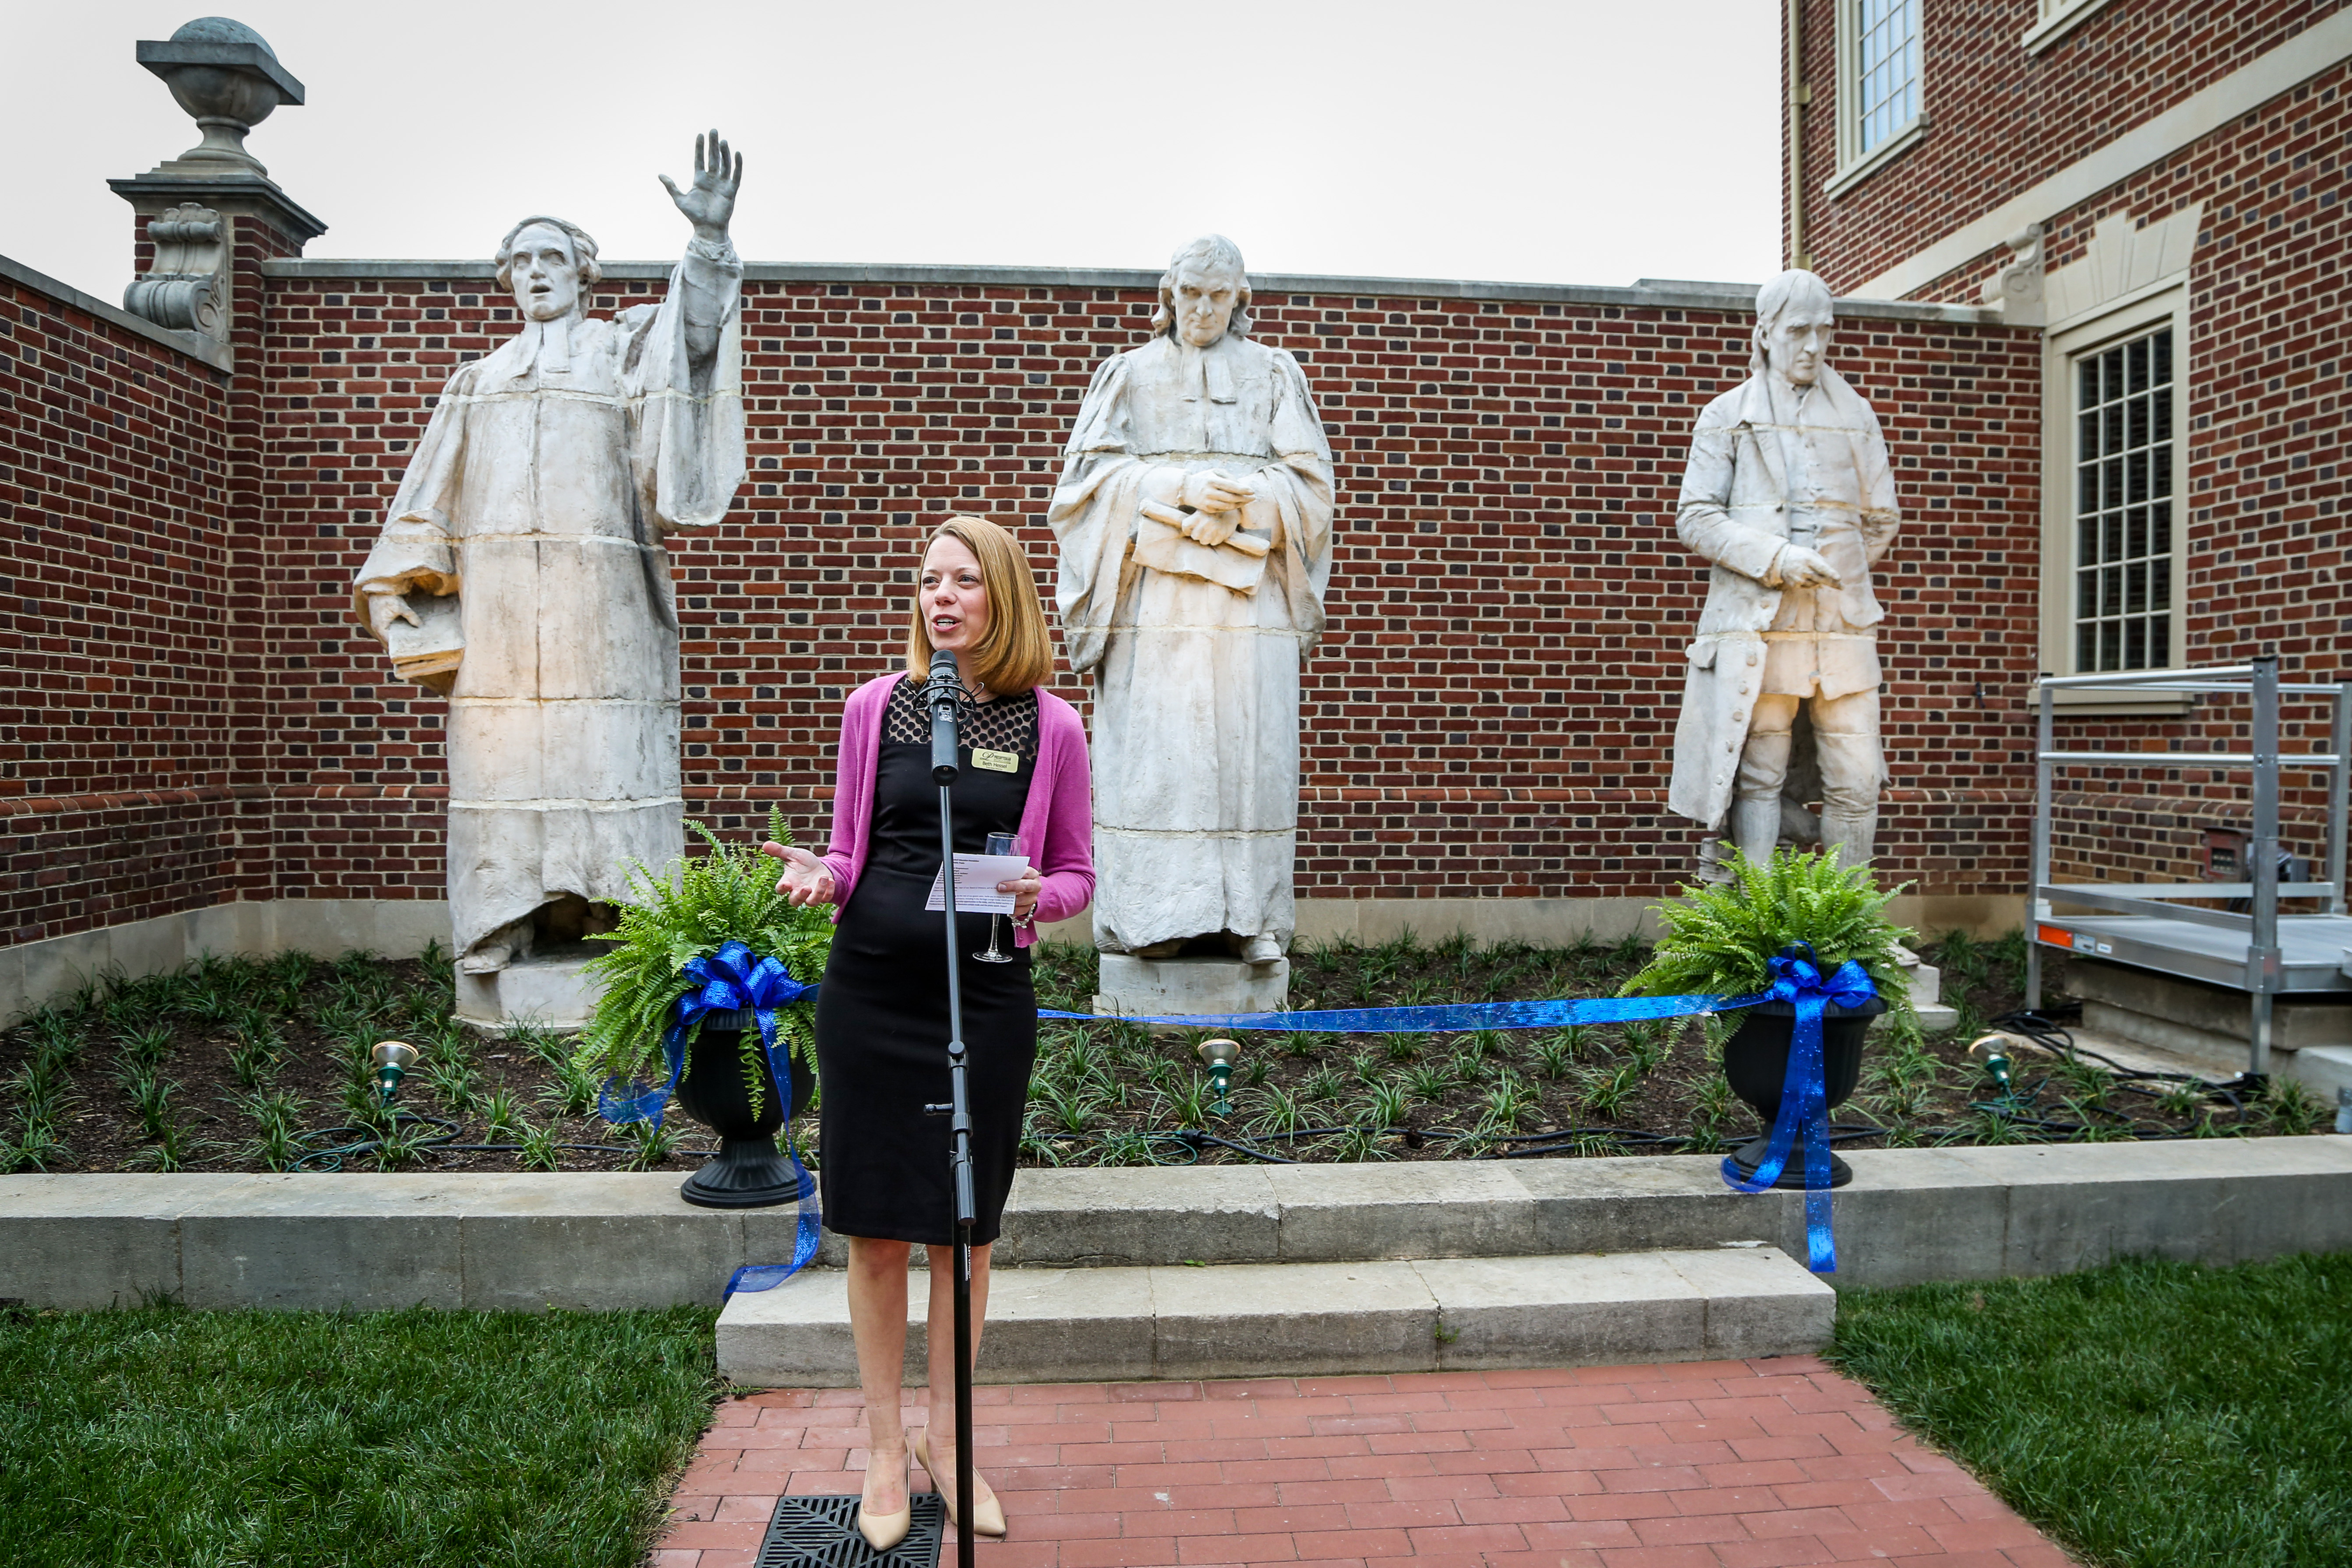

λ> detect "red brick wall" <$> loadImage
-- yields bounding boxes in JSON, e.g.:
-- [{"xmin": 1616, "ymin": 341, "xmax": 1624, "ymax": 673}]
[
  {"xmin": 0, "ymin": 271, "xmax": 236, "ymax": 943},
  {"xmin": 0, "ymin": 246, "xmax": 2049, "ymax": 951},
  {"xmin": 1784, "ymin": 0, "xmax": 2349, "ymax": 885},
  {"xmin": 1792, "ymin": 0, "xmax": 2345, "ymax": 294},
  {"xmin": 249, "ymin": 272, "xmax": 2045, "ymax": 912}
]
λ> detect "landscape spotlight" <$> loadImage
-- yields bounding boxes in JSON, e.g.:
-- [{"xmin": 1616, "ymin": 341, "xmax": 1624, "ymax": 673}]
[
  {"xmin": 1965, "ymin": 1033, "xmax": 2014, "ymax": 1096},
  {"xmin": 1196, "ymin": 1037, "xmax": 1241, "ymax": 1117},
  {"xmin": 370, "ymin": 1040, "xmax": 418, "ymax": 1105}
]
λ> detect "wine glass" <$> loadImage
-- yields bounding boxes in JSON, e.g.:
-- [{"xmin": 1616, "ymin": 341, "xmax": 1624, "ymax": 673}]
[{"xmin": 974, "ymin": 831, "xmax": 1018, "ymax": 963}]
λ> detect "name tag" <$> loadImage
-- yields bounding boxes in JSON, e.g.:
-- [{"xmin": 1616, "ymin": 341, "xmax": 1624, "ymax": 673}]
[{"xmin": 971, "ymin": 747, "xmax": 1019, "ymax": 774}]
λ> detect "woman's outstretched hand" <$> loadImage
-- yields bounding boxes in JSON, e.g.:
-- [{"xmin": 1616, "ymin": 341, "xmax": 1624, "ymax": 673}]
[
  {"xmin": 762, "ymin": 841, "xmax": 837, "ymax": 908},
  {"xmin": 997, "ymin": 864, "xmax": 1043, "ymax": 921}
]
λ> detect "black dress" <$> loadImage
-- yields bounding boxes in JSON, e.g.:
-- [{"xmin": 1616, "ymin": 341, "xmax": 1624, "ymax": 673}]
[{"xmin": 813, "ymin": 676, "xmax": 1039, "ymax": 1246}]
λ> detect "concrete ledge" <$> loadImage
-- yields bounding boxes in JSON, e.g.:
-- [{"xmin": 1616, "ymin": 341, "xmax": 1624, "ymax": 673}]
[
  {"xmin": 711, "ymin": 1248, "xmax": 1835, "ymax": 1387},
  {"xmin": 11, "ymin": 893, "xmax": 2020, "ymax": 1022},
  {"xmin": 0, "ymin": 1172, "xmax": 815, "ymax": 1311},
  {"xmin": 7, "ymin": 1139, "xmax": 2348, "ymax": 1311},
  {"xmin": 1042, "ymin": 891, "xmax": 2018, "ymax": 950},
  {"xmin": 2, "ymin": 899, "xmax": 453, "ymax": 1020},
  {"xmin": 2072, "ymin": 957, "xmax": 2352, "ymax": 1050}
]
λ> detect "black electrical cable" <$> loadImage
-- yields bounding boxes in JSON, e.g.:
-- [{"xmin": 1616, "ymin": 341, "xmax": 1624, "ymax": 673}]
[{"xmin": 1990, "ymin": 1008, "xmax": 2263, "ymax": 1095}]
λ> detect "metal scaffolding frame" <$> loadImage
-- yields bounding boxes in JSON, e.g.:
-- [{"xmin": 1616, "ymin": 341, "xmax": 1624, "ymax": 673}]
[{"xmin": 2024, "ymin": 655, "xmax": 2352, "ymax": 1077}]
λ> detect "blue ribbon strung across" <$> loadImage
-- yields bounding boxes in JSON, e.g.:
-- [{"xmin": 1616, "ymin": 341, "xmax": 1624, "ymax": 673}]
[
  {"xmin": 1040, "ymin": 960, "xmax": 1878, "ymax": 1277},
  {"xmin": 1716, "ymin": 954, "xmax": 1877, "ymax": 1275},
  {"xmin": 1038, "ymin": 994, "xmax": 1728, "ymax": 1034},
  {"xmin": 596, "ymin": 939, "xmax": 823, "ymax": 1296}
]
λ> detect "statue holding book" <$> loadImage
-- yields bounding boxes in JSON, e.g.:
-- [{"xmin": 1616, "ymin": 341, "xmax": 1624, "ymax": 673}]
[
  {"xmin": 1047, "ymin": 234, "xmax": 1336, "ymax": 980},
  {"xmin": 352, "ymin": 132, "xmax": 747, "ymax": 987}
]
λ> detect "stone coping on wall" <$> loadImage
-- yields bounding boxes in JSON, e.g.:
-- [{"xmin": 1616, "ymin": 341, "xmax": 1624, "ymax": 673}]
[
  {"xmin": 5, "ymin": 1139, "xmax": 2347, "ymax": 1311},
  {"xmin": 254, "ymin": 257, "xmax": 2007, "ymax": 327},
  {"xmin": 0, "ymin": 252, "xmax": 233, "ymax": 373}
]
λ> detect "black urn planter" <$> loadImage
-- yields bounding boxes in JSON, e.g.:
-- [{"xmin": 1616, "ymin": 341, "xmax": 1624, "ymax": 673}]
[
  {"xmin": 669, "ymin": 1009, "xmax": 814, "ymax": 1209},
  {"xmin": 1719, "ymin": 993, "xmax": 1884, "ymax": 1189}
]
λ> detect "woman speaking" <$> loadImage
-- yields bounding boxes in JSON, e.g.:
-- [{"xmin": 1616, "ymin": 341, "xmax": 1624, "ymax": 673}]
[{"xmin": 763, "ymin": 516, "xmax": 1093, "ymax": 1549}]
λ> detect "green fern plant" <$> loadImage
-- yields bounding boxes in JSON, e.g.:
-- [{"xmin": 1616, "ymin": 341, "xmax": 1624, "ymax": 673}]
[
  {"xmin": 572, "ymin": 808, "xmax": 831, "ymax": 1117},
  {"xmin": 1620, "ymin": 846, "xmax": 1915, "ymax": 1017}
]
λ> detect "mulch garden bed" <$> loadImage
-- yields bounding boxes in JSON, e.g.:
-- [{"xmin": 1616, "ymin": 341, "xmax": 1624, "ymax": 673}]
[
  {"xmin": 0, "ymin": 949, "xmax": 687, "ymax": 1176},
  {"xmin": 0, "ymin": 932, "xmax": 2327, "ymax": 1177}
]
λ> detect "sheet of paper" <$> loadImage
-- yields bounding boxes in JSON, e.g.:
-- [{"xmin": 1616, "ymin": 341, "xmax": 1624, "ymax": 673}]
[{"xmin": 922, "ymin": 853, "xmax": 1026, "ymax": 916}]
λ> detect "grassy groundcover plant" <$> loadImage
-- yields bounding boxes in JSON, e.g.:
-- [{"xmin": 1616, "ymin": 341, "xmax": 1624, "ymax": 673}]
[
  {"xmin": 1829, "ymin": 1253, "xmax": 2352, "ymax": 1566},
  {"xmin": 0, "ymin": 948, "xmax": 687, "ymax": 1176},
  {"xmin": 5, "ymin": 928, "xmax": 2329, "ymax": 1171},
  {"xmin": 0, "ymin": 1302, "xmax": 720, "ymax": 1568},
  {"xmin": 574, "ymin": 809, "xmax": 831, "ymax": 1121},
  {"xmin": 1012, "ymin": 930, "xmax": 2327, "ymax": 1166}
]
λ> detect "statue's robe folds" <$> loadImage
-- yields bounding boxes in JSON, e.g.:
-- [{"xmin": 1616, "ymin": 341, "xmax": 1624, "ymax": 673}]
[
  {"xmin": 1048, "ymin": 333, "xmax": 1334, "ymax": 952},
  {"xmin": 352, "ymin": 247, "xmax": 744, "ymax": 956}
]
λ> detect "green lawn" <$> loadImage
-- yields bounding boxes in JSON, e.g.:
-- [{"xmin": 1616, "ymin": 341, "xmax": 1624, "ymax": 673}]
[
  {"xmin": 0, "ymin": 1304, "xmax": 719, "ymax": 1568},
  {"xmin": 1829, "ymin": 1252, "xmax": 2352, "ymax": 1567}
]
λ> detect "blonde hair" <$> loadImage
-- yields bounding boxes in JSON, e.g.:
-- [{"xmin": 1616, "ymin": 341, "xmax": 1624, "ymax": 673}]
[{"xmin": 903, "ymin": 516, "xmax": 1055, "ymax": 695}]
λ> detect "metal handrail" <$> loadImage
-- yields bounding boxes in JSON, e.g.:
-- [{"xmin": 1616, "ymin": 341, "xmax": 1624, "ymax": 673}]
[
  {"xmin": 2038, "ymin": 751, "xmax": 2344, "ymax": 767},
  {"xmin": 2026, "ymin": 656, "xmax": 2352, "ymax": 1077},
  {"xmin": 2039, "ymin": 881, "xmax": 2340, "ymax": 900},
  {"xmin": 2039, "ymin": 665, "xmax": 2263, "ymax": 687},
  {"xmin": 2084, "ymin": 683, "xmax": 2350, "ymax": 696}
]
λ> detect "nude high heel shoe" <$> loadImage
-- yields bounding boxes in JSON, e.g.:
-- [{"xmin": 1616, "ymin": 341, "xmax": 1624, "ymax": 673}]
[
  {"xmin": 914, "ymin": 1427, "xmax": 1006, "ymax": 1537},
  {"xmin": 858, "ymin": 1444, "xmax": 911, "ymax": 1552}
]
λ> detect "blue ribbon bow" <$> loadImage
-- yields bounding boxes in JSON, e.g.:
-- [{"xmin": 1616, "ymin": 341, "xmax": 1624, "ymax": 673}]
[
  {"xmin": 597, "ymin": 939, "xmax": 823, "ymax": 1293},
  {"xmin": 1717, "ymin": 951, "xmax": 1877, "ymax": 1273}
]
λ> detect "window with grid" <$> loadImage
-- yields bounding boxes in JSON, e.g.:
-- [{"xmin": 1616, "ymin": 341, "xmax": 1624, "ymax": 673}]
[
  {"xmin": 1855, "ymin": 0, "xmax": 1922, "ymax": 155},
  {"xmin": 2072, "ymin": 326, "xmax": 2174, "ymax": 672}
]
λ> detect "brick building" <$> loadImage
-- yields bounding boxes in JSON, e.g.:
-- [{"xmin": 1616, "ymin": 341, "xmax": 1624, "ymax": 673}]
[
  {"xmin": 1779, "ymin": 0, "xmax": 2347, "ymax": 925},
  {"xmin": 3, "ymin": 3, "xmax": 2341, "ymax": 1009}
]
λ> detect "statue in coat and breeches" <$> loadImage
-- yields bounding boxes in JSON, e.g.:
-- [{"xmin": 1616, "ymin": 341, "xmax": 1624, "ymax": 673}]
[{"xmin": 1668, "ymin": 269, "xmax": 1900, "ymax": 875}]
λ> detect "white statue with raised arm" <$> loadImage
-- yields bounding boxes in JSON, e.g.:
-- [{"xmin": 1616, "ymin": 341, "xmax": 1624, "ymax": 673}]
[
  {"xmin": 1048, "ymin": 235, "xmax": 1335, "ymax": 978},
  {"xmin": 352, "ymin": 133, "xmax": 746, "ymax": 992},
  {"xmin": 1669, "ymin": 268, "xmax": 1899, "ymax": 875}
]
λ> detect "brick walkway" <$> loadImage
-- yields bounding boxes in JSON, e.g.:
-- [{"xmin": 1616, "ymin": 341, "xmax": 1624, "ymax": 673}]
[{"xmin": 655, "ymin": 1357, "xmax": 2069, "ymax": 1567}]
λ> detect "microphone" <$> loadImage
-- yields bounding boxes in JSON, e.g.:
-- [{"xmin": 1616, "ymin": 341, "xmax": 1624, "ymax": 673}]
[{"xmin": 926, "ymin": 649, "xmax": 964, "ymax": 784}]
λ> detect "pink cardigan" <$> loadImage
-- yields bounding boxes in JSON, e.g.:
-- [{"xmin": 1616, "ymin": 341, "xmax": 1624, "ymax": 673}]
[{"xmin": 819, "ymin": 673, "xmax": 1095, "ymax": 948}]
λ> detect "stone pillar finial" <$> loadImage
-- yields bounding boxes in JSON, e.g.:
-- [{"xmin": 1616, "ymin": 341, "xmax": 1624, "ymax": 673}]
[
  {"xmin": 113, "ymin": 18, "xmax": 325, "ymax": 348},
  {"xmin": 134, "ymin": 17, "xmax": 306, "ymax": 180}
]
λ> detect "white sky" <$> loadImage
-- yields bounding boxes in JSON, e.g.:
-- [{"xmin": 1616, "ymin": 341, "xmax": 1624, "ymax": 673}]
[{"xmin": 7, "ymin": 1, "xmax": 1783, "ymax": 300}]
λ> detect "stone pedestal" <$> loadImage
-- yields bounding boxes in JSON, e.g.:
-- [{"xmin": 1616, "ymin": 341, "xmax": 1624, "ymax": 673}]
[
  {"xmin": 1095, "ymin": 954, "xmax": 1290, "ymax": 1022},
  {"xmin": 453, "ymin": 941, "xmax": 604, "ymax": 1032},
  {"xmin": 1891, "ymin": 947, "xmax": 1958, "ymax": 1034}
]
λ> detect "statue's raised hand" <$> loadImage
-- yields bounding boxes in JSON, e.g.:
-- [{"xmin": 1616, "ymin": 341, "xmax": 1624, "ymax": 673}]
[{"xmin": 660, "ymin": 130, "xmax": 742, "ymax": 241}]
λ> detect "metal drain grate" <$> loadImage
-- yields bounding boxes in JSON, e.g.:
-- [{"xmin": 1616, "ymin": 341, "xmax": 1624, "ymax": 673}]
[{"xmin": 754, "ymin": 1492, "xmax": 945, "ymax": 1567}]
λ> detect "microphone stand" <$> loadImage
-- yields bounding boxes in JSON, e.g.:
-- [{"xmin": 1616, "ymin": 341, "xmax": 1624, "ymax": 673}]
[{"xmin": 923, "ymin": 649, "xmax": 977, "ymax": 1568}]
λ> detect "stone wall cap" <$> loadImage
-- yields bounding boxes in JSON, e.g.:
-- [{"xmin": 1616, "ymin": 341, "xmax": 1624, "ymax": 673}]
[
  {"xmin": 0, "ymin": 250, "xmax": 234, "ymax": 373},
  {"xmin": 254, "ymin": 257, "xmax": 2007, "ymax": 326}
]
